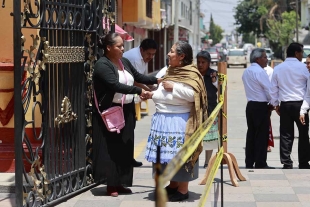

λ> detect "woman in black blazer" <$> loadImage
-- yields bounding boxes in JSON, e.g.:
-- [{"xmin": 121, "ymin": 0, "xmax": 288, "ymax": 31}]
[{"xmin": 92, "ymin": 33, "xmax": 160, "ymax": 197}]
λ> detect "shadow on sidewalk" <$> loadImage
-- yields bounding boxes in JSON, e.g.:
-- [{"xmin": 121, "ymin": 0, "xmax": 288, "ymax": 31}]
[{"xmin": 144, "ymin": 190, "xmax": 201, "ymax": 202}]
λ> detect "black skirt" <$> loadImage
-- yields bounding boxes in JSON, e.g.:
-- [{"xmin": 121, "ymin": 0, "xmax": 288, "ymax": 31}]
[{"xmin": 92, "ymin": 101, "xmax": 136, "ymax": 187}]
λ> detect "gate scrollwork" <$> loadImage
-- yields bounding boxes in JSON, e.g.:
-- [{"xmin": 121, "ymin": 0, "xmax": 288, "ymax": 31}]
[{"xmin": 14, "ymin": 0, "xmax": 114, "ymax": 206}]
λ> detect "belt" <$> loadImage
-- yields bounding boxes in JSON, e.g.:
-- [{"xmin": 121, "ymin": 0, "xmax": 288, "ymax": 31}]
[{"xmin": 281, "ymin": 100, "xmax": 303, "ymax": 104}]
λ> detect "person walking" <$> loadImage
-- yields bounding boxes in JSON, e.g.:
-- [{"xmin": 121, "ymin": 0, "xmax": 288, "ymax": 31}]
[
  {"xmin": 270, "ymin": 42, "xmax": 310, "ymax": 169},
  {"xmin": 196, "ymin": 51, "xmax": 219, "ymax": 168},
  {"xmin": 144, "ymin": 41, "xmax": 208, "ymax": 202},
  {"xmin": 92, "ymin": 33, "xmax": 160, "ymax": 197},
  {"xmin": 123, "ymin": 38, "xmax": 158, "ymax": 167},
  {"xmin": 242, "ymin": 48, "xmax": 274, "ymax": 169}
]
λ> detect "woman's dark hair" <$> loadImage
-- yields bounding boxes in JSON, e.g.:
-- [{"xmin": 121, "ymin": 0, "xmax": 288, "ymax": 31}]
[
  {"xmin": 140, "ymin": 38, "xmax": 158, "ymax": 50},
  {"xmin": 196, "ymin": 51, "xmax": 211, "ymax": 62},
  {"xmin": 98, "ymin": 33, "xmax": 120, "ymax": 53},
  {"xmin": 175, "ymin": 41, "xmax": 193, "ymax": 66},
  {"xmin": 286, "ymin": 42, "xmax": 303, "ymax": 57}
]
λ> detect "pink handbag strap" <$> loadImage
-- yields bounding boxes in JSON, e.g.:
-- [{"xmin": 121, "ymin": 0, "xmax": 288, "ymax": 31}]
[{"xmin": 93, "ymin": 59, "xmax": 128, "ymax": 113}]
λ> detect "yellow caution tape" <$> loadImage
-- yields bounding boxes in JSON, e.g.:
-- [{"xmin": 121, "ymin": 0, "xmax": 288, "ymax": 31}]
[
  {"xmin": 222, "ymin": 134, "xmax": 227, "ymax": 142},
  {"xmin": 156, "ymin": 76, "xmax": 227, "ymax": 207},
  {"xmin": 198, "ymin": 146, "xmax": 224, "ymax": 207}
]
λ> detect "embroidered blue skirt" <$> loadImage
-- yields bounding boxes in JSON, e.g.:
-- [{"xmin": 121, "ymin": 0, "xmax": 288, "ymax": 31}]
[
  {"xmin": 145, "ymin": 112, "xmax": 189, "ymax": 163},
  {"xmin": 203, "ymin": 117, "xmax": 219, "ymax": 150}
]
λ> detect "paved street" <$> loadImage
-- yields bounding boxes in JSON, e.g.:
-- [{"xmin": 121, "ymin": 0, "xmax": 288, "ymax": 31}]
[{"xmin": 1, "ymin": 65, "xmax": 310, "ymax": 207}]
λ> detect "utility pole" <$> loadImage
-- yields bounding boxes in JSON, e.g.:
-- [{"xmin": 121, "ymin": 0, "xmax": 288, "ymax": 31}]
[
  {"xmin": 295, "ymin": 0, "xmax": 299, "ymax": 42},
  {"xmin": 174, "ymin": 0, "xmax": 179, "ymax": 42}
]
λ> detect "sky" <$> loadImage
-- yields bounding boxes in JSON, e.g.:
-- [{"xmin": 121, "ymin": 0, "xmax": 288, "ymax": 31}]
[{"xmin": 200, "ymin": 0, "xmax": 240, "ymax": 34}]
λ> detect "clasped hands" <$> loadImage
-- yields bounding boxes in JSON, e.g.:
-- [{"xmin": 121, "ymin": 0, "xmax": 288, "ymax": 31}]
[{"xmin": 139, "ymin": 80, "xmax": 174, "ymax": 100}]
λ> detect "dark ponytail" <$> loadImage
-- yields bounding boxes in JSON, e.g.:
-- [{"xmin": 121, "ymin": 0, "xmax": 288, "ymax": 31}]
[{"xmin": 98, "ymin": 33, "xmax": 120, "ymax": 53}]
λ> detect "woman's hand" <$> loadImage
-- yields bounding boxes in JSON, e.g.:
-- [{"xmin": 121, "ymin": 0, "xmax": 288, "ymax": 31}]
[
  {"xmin": 143, "ymin": 91, "xmax": 154, "ymax": 99},
  {"xmin": 157, "ymin": 78, "xmax": 163, "ymax": 84},
  {"xmin": 210, "ymin": 72, "xmax": 217, "ymax": 83},
  {"xmin": 162, "ymin": 81, "xmax": 174, "ymax": 92}
]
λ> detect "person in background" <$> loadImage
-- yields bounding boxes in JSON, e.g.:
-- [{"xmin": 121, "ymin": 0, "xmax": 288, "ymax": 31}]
[
  {"xmin": 242, "ymin": 48, "xmax": 274, "ymax": 169},
  {"xmin": 123, "ymin": 38, "xmax": 158, "ymax": 91},
  {"xmin": 144, "ymin": 41, "xmax": 208, "ymax": 202},
  {"xmin": 264, "ymin": 64, "xmax": 274, "ymax": 152},
  {"xmin": 123, "ymin": 38, "xmax": 158, "ymax": 167},
  {"xmin": 92, "ymin": 33, "xmax": 160, "ymax": 197},
  {"xmin": 196, "ymin": 51, "xmax": 219, "ymax": 168},
  {"xmin": 270, "ymin": 42, "xmax": 310, "ymax": 169},
  {"xmin": 305, "ymin": 54, "xmax": 310, "ymax": 73}
]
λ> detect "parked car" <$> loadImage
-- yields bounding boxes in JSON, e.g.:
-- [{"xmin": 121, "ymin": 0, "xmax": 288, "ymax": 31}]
[
  {"xmin": 205, "ymin": 47, "xmax": 220, "ymax": 65},
  {"xmin": 226, "ymin": 49, "xmax": 247, "ymax": 68},
  {"xmin": 264, "ymin": 48, "xmax": 274, "ymax": 65},
  {"xmin": 302, "ymin": 45, "xmax": 310, "ymax": 64}
]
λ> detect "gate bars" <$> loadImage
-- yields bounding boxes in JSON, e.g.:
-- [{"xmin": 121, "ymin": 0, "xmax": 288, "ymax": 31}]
[{"xmin": 13, "ymin": 0, "xmax": 115, "ymax": 206}]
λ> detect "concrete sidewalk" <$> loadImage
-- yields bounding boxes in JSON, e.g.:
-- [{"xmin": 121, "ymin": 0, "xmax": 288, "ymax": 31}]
[{"xmin": 1, "ymin": 67, "xmax": 310, "ymax": 207}]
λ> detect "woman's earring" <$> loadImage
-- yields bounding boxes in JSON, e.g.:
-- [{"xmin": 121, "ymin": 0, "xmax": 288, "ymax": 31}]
[{"xmin": 179, "ymin": 60, "xmax": 182, "ymax": 65}]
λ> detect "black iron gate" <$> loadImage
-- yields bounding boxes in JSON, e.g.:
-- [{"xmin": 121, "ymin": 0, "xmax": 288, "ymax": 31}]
[{"xmin": 12, "ymin": 0, "xmax": 115, "ymax": 206}]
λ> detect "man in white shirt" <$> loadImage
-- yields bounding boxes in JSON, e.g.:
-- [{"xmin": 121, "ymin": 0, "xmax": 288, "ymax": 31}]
[
  {"xmin": 242, "ymin": 48, "xmax": 274, "ymax": 169},
  {"xmin": 270, "ymin": 42, "xmax": 310, "ymax": 169},
  {"xmin": 123, "ymin": 39, "xmax": 157, "ymax": 90},
  {"xmin": 123, "ymin": 39, "xmax": 157, "ymax": 167}
]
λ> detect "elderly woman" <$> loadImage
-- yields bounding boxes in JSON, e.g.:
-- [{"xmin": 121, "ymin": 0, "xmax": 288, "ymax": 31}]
[
  {"xmin": 144, "ymin": 41, "xmax": 208, "ymax": 202},
  {"xmin": 196, "ymin": 51, "xmax": 219, "ymax": 168},
  {"xmin": 92, "ymin": 33, "xmax": 160, "ymax": 197}
]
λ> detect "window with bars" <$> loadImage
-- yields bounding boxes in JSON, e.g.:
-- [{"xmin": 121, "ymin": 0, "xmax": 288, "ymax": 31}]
[{"xmin": 146, "ymin": 0, "xmax": 153, "ymax": 18}]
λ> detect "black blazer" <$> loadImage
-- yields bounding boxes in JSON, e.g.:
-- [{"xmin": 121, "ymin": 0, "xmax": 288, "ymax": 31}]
[{"xmin": 93, "ymin": 56, "xmax": 158, "ymax": 110}]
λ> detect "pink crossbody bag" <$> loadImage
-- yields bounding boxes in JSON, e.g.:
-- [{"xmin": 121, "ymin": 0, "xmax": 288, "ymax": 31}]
[{"xmin": 94, "ymin": 60, "xmax": 128, "ymax": 133}]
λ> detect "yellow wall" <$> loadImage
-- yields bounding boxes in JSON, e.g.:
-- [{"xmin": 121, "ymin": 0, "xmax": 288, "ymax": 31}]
[
  {"xmin": 0, "ymin": 2, "xmax": 41, "ymax": 128},
  {"xmin": 122, "ymin": 0, "xmax": 161, "ymax": 27},
  {"xmin": 122, "ymin": 0, "xmax": 138, "ymax": 22}
]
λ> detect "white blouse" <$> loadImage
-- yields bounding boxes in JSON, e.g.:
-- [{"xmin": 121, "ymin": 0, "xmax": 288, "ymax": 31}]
[
  {"xmin": 112, "ymin": 70, "xmax": 135, "ymax": 104},
  {"xmin": 152, "ymin": 82, "xmax": 195, "ymax": 113}
]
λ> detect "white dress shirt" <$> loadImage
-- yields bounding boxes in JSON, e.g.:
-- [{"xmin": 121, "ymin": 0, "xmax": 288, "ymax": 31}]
[
  {"xmin": 152, "ymin": 82, "xmax": 194, "ymax": 113},
  {"xmin": 270, "ymin": 58, "xmax": 308, "ymax": 106},
  {"xmin": 242, "ymin": 63, "xmax": 271, "ymax": 102},
  {"xmin": 123, "ymin": 47, "xmax": 148, "ymax": 74},
  {"xmin": 300, "ymin": 76, "xmax": 310, "ymax": 114},
  {"xmin": 112, "ymin": 70, "xmax": 135, "ymax": 104},
  {"xmin": 264, "ymin": 65, "xmax": 273, "ymax": 82}
]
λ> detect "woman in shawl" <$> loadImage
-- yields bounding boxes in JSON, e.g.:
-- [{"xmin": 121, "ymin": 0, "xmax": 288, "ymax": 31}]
[
  {"xmin": 196, "ymin": 50, "xmax": 220, "ymax": 168},
  {"xmin": 144, "ymin": 41, "xmax": 208, "ymax": 202}
]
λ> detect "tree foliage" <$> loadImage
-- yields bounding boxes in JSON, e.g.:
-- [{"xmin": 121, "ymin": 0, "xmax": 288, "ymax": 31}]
[
  {"xmin": 209, "ymin": 14, "xmax": 224, "ymax": 44},
  {"xmin": 243, "ymin": 33, "xmax": 256, "ymax": 44},
  {"xmin": 265, "ymin": 11, "xmax": 298, "ymax": 46},
  {"xmin": 234, "ymin": 0, "xmax": 268, "ymax": 36}
]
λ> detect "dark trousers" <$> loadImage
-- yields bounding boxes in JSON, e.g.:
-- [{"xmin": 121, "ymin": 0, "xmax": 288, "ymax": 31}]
[
  {"xmin": 280, "ymin": 101, "xmax": 310, "ymax": 166},
  {"xmin": 245, "ymin": 101, "xmax": 269, "ymax": 168}
]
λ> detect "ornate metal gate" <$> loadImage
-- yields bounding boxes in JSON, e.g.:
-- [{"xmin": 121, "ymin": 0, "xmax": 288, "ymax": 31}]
[{"xmin": 12, "ymin": 0, "xmax": 115, "ymax": 206}]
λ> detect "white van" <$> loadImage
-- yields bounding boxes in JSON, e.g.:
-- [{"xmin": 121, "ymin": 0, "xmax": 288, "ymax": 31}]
[{"xmin": 226, "ymin": 49, "xmax": 247, "ymax": 68}]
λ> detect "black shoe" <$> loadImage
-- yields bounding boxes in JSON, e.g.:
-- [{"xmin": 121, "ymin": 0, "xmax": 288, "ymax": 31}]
[
  {"xmin": 165, "ymin": 185, "xmax": 178, "ymax": 196},
  {"xmin": 255, "ymin": 165, "xmax": 275, "ymax": 169},
  {"xmin": 203, "ymin": 163, "xmax": 208, "ymax": 168},
  {"xmin": 169, "ymin": 191, "xmax": 189, "ymax": 202},
  {"xmin": 132, "ymin": 159, "xmax": 143, "ymax": 167},
  {"xmin": 282, "ymin": 164, "xmax": 293, "ymax": 169},
  {"xmin": 299, "ymin": 164, "xmax": 310, "ymax": 169},
  {"xmin": 246, "ymin": 165, "xmax": 253, "ymax": 169}
]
